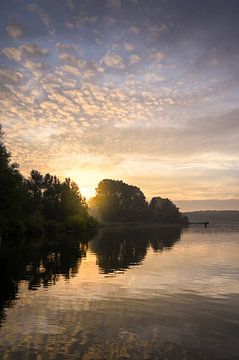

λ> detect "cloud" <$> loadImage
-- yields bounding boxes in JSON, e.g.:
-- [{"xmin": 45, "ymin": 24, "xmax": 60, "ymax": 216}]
[
  {"xmin": 60, "ymin": 65, "xmax": 81, "ymax": 76},
  {"xmin": 65, "ymin": 21, "xmax": 75, "ymax": 29},
  {"xmin": 27, "ymin": 3, "xmax": 52, "ymax": 33},
  {"xmin": 129, "ymin": 54, "xmax": 141, "ymax": 65},
  {"xmin": 56, "ymin": 42, "xmax": 81, "ymax": 53},
  {"xmin": 6, "ymin": 20, "xmax": 23, "ymax": 38},
  {"xmin": 76, "ymin": 16, "xmax": 98, "ymax": 26},
  {"xmin": 1, "ymin": 43, "xmax": 48, "ymax": 64},
  {"xmin": 20, "ymin": 43, "xmax": 49, "ymax": 56},
  {"xmin": 129, "ymin": 26, "xmax": 140, "ymax": 34},
  {"xmin": 58, "ymin": 53, "xmax": 79, "ymax": 66},
  {"xmin": 150, "ymin": 50, "xmax": 164, "ymax": 62},
  {"xmin": 123, "ymin": 42, "xmax": 135, "ymax": 52},
  {"xmin": 65, "ymin": 0, "xmax": 75, "ymax": 9},
  {"xmin": 103, "ymin": 53, "xmax": 125, "ymax": 70},
  {"xmin": 23, "ymin": 60, "xmax": 45, "ymax": 71},
  {"xmin": 106, "ymin": 0, "xmax": 122, "ymax": 9},
  {"xmin": 0, "ymin": 68, "xmax": 23, "ymax": 82},
  {"xmin": 1, "ymin": 0, "xmax": 239, "ymax": 203},
  {"xmin": 148, "ymin": 24, "xmax": 167, "ymax": 38},
  {"xmin": 103, "ymin": 16, "xmax": 117, "ymax": 27},
  {"xmin": 1, "ymin": 48, "xmax": 21, "ymax": 62},
  {"xmin": 27, "ymin": 3, "xmax": 49, "ymax": 26}
]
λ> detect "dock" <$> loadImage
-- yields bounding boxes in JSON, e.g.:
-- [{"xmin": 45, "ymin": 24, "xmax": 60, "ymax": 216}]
[{"xmin": 189, "ymin": 222, "xmax": 209, "ymax": 228}]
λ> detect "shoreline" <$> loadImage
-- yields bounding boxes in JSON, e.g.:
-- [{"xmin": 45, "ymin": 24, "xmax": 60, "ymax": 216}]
[{"xmin": 99, "ymin": 221, "xmax": 189, "ymax": 228}]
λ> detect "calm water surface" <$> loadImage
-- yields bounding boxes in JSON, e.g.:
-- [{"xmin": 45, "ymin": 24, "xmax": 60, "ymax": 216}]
[{"xmin": 0, "ymin": 226, "xmax": 239, "ymax": 359}]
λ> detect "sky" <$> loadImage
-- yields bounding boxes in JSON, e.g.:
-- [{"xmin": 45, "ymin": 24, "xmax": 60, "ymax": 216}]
[{"xmin": 0, "ymin": 0, "xmax": 239, "ymax": 211}]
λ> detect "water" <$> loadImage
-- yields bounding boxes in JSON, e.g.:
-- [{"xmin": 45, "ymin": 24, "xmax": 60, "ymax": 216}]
[{"xmin": 0, "ymin": 225, "xmax": 239, "ymax": 359}]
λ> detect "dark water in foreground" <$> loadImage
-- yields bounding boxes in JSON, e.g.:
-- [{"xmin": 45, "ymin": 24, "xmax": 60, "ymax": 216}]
[{"xmin": 0, "ymin": 225, "xmax": 239, "ymax": 360}]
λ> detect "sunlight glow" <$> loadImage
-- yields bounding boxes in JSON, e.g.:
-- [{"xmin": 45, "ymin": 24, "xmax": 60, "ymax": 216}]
[{"xmin": 80, "ymin": 187, "xmax": 96, "ymax": 200}]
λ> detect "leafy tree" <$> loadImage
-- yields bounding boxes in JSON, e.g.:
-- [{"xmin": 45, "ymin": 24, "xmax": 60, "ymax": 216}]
[
  {"xmin": 42, "ymin": 173, "xmax": 62, "ymax": 221},
  {"xmin": 0, "ymin": 126, "xmax": 26, "ymax": 236},
  {"xmin": 149, "ymin": 197, "xmax": 183, "ymax": 224},
  {"xmin": 0, "ymin": 125, "xmax": 97, "ymax": 237},
  {"xmin": 60, "ymin": 178, "xmax": 87, "ymax": 219},
  {"xmin": 26, "ymin": 170, "xmax": 44, "ymax": 212},
  {"xmin": 90, "ymin": 179, "xmax": 148, "ymax": 222},
  {"xmin": 25, "ymin": 172, "xmax": 91, "ymax": 233},
  {"xmin": 90, "ymin": 179, "xmax": 188, "ymax": 225}
]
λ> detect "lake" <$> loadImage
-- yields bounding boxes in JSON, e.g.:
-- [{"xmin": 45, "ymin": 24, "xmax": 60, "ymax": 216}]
[{"xmin": 0, "ymin": 225, "xmax": 239, "ymax": 359}]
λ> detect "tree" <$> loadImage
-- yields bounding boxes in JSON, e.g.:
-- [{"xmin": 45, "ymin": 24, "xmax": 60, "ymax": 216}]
[
  {"xmin": 0, "ymin": 126, "xmax": 26, "ymax": 235},
  {"xmin": 90, "ymin": 179, "xmax": 188, "ymax": 225},
  {"xmin": 27, "ymin": 170, "xmax": 44, "ymax": 211},
  {"xmin": 42, "ymin": 173, "xmax": 61, "ymax": 221},
  {"xmin": 90, "ymin": 179, "xmax": 148, "ymax": 222},
  {"xmin": 149, "ymin": 197, "xmax": 182, "ymax": 224},
  {"xmin": 0, "ymin": 124, "xmax": 98, "ymax": 238},
  {"xmin": 25, "ymin": 173, "xmax": 90, "ymax": 232},
  {"xmin": 60, "ymin": 178, "xmax": 88, "ymax": 219}
]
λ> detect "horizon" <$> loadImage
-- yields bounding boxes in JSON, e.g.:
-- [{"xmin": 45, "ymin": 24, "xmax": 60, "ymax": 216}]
[{"xmin": 1, "ymin": 0, "xmax": 239, "ymax": 210}]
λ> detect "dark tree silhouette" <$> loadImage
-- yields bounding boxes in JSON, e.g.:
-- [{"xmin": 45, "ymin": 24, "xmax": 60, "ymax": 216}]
[
  {"xmin": 149, "ymin": 197, "xmax": 182, "ymax": 224},
  {"xmin": 90, "ymin": 179, "xmax": 148, "ymax": 222},
  {"xmin": 0, "ymin": 125, "xmax": 97, "ymax": 239},
  {"xmin": 0, "ymin": 126, "xmax": 27, "ymax": 236},
  {"xmin": 0, "ymin": 123, "xmax": 187, "ymax": 238},
  {"xmin": 90, "ymin": 179, "xmax": 188, "ymax": 225}
]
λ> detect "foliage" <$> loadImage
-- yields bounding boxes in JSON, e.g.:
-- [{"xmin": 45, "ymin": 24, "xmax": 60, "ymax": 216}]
[
  {"xmin": 149, "ymin": 197, "xmax": 181, "ymax": 224},
  {"xmin": 0, "ymin": 126, "xmax": 27, "ymax": 235},
  {"xmin": 89, "ymin": 179, "xmax": 148, "ymax": 222},
  {"xmin": 0, "ymin": 124, "xmax": 188, "ymax": 239},
  {"xmin": 0, "ymin": 125, "xmax": 97, "ymax": 239},
  {"xmin": 90, "ymin": 179, "xmax": 188, "ymax": 224}
]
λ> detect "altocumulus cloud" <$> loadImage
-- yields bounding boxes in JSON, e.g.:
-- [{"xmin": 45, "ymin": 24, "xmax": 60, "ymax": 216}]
[{"xmin": 0, "ymin": 0, "xmax": 239, "ymax": 208}]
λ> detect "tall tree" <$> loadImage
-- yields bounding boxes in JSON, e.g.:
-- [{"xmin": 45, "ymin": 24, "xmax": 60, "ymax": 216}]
[
  {"xmin": 0, "ymin": 126, "xmax": 26, "ymax": 235},
  {"xmin": 60, "ymin": 178, "xmax": 88, "ymax": 219},
  {"xmin": 149, "ymin": 197, "xmax": 182, "ymax": 224},
  {"xmin": 90, "ymin": 179, "xmax": 148, "ymax": 222}
]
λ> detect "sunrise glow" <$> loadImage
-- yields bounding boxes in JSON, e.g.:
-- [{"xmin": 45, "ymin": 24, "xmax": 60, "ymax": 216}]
[{"xmin": 1, "ymin": 0, "xmax": 239, "ymax": 211}]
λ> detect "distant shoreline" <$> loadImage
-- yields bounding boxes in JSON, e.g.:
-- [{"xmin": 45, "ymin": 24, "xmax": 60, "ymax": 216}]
[
  {"xmin": 99, "ymin": 221, "xmax": 189, "ymax": 228},
  {"xmin": 184, "ymin": 210, "xmax": 239, "ymax": 224}
]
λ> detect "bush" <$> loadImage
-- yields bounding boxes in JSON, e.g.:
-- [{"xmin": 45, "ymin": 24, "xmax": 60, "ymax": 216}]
[
  {"xmin": 65, "ymin": 214, "xmax": 98, "ymax": 233},
  {"xmin": 65, "ymin": 215, "xmax": 87, "ymax": 233}
]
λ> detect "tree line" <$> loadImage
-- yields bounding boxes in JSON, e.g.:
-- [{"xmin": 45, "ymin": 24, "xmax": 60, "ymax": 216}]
[
  {"xmin": 0, "ymin": 126, "xmax": 97, "ymax": 240},
  {"xmin": 0, "ymin": 125, "xmax": 188, "ymax": 240},
  {"xmin": 89, "ymin": 179, "xmax": 188, "ymax": 225}
]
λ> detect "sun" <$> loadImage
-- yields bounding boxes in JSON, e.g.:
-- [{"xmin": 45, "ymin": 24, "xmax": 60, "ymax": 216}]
[{"xmin": 80, "ymin": 187, "xmax": 96, "ymax": 200}]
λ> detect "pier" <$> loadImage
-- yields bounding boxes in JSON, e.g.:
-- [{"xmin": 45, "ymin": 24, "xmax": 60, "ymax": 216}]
[{"xmin": 189, "ymin": 222, "xmax": 209, "ymax": 228}]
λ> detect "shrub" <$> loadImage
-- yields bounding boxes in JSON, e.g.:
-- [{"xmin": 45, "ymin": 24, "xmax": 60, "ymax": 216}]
[
  {"xmin": 65, "ymin": 215, "xmax": 87, "ymax": 233},
  {"xmin": 65, "ymin": 214, "xmax": 98, "ymax": 233}
]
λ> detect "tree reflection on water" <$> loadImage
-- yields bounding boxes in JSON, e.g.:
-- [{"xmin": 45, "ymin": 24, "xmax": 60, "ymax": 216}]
[
  {"xmin": 91, "ymin": 226, "xmax": 182, "ymax": 274},
  {"xmin": 0, "ymin": 226, "xmax": 182, "ymax": 325},
  {"xmin": 0, "ymin": 235, "xmax": 88, "ymax": 325}
]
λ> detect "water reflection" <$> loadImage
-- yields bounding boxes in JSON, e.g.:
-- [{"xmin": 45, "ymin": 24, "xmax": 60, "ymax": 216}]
[
  {"xmin": 0, "ymin": 257, "xmax": 18, "ymax": 325},
  {"xmin": 91, "ymin": 226, "xmax": 182, "ymax": 274},
  {"xmin": 0, "ymin": 236, "xmax": 88, "ymax": 326},
  {"xmin": 0, "ymin": 226, "xmax": 182, "ymax": 324},
  {"xmin": 0, "ymin": 226, "xmax": 239, "ymax": 360}
]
